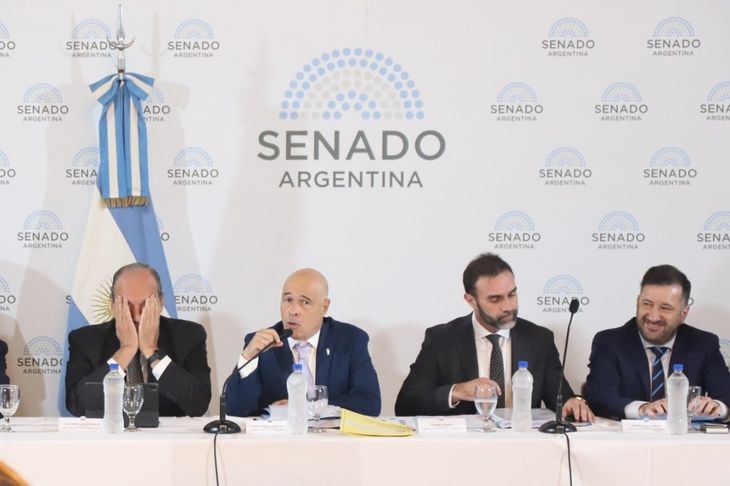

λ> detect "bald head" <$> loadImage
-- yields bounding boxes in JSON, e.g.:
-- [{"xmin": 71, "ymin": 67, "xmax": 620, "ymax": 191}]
[{"xmin": 280, "ymin": 268, "xmax": 331, "ymax": 341}]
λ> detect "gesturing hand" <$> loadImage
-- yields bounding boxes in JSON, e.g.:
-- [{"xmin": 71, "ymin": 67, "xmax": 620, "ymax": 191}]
[{"xmin": 113, "ymin": 296, "xmax": 138, "ymax": 368}]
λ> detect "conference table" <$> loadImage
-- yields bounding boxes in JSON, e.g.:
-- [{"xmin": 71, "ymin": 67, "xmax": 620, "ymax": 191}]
[{"xmin": 0, "ymin": 416, "xmax": 727, "ymax": 486}]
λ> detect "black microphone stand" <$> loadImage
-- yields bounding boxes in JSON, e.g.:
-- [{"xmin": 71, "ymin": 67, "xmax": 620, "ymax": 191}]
[
  {"xmin": 539, "ymin": 298, "xmax": 580, "ymax": 434},
  {"xmin": 204, "ymin": 328, "xmax": 292, "ymax": 434}
]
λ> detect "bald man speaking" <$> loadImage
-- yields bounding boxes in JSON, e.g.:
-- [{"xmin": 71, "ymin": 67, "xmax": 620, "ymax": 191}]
[{"xmin": 225, "ymin": 269, "xmax": 381, "ymax": 417}]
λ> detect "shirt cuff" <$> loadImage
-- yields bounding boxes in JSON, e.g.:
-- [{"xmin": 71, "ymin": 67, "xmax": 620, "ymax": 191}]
[
  {"xmin": 151, "ymin": 355, "xmax": 172, "ymax": 380},
  {"xmin": 714, "ymin": 400, "xmax": 728, "ymax": 420},
  {"xmin": 106, "ymin": 357, "xmax": 126, "ymax": 379},
  {"xmin": 237, "ymin": 355, "xmax": 259, "ymax": 378},
  {"xmin": 624, "ymin": 400, "xmax": 645, "ymax": 419},
  {"xmin": 448, "ymin": 384, "xmax": 460, "ymax": 409}
]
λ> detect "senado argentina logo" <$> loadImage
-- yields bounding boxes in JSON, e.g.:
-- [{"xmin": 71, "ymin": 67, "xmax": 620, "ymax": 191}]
[
  {"xmin": 17, "ymin": 210, "xmax": 69, "ymax": 249},
  {"xmin": 646, "ymin": 17, "xmax": 700, "ymax": 57},
  {"xmin": 542, "ymin": 17, "xmax": 595, "ymax": 57},
  {"xmin": 539, "ymin": 146, "xmax": 591, "ymax": 186},
  {"xmin": 488, "ymin": 211, "xmax": 541, "ymax": 250},
  {"xmin": 700, "ymin": 82, "xmax": 730, "ymax": 121},
  {"xmin": 17, "ymin": 83, "xmax": 69, "ymax": 122},
  {"xmin": 592, "ymin": 211, "xmax": 645, "ymax": 250},
  {"xmin": 174, "ymin": 274, "xmax": 218, "ymax": 312},
  {"xmin": 65, "ymin": 19, "xmax": 113, "ymax": 58},
  {"xmin": 595, "ymin": 82, "xmax": 647, "ymax": 122},
  {"xmin": 697, "ymin": 211, "xmax": 730, "ymax": 250},
  {"xmin": 0, "ymin": 276, "xmax": 16, "ymax": 311},
  {"xmin": 0, "ymin": 149, "xmax": 17, "ymax": 185},
  {"xmin": 491, "ymin": 83, "xmax": 543, "ymax": 122},
  {"xmin": 17, "ymin": 336, "xmax": 63, "ymax": 375},
  {"xmin": 168, "ymin": 19, "xmax": 220, "ymax": 58},
  {"xmin": 537, "ymin": 274, "xmax": 590, "ymax": 313},
  {"xmin": 644, "ymin": 146, "xmax": 696, "ymax": 187},
  {"xmin": 143, "ymin": 86, "xmax": 172, "ymax": 123},
  {"xmin": 259, "ymin": 47, "xmax": 445, "ymax": 190},
  {"xmin": 65, "ymin": 147, "xmax": 99, "ymax": 187},
  {"xmin": 167, "ymin": 147, "xmax": 219, "ymax": 186},
  {"xmin": 0, "ymin": 22, "xmax": 16, "ymax": 57}
]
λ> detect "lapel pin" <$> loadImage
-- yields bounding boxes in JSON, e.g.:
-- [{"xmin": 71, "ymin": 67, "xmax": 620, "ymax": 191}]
[{"xmin": 326, "ymin": 348, "xmax": 330, "ymax": 356}]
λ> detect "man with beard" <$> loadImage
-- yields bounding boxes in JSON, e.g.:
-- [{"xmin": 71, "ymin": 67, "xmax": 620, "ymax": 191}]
[
  {"xmin": 395, "ymin": 253, "xmax": 593, "ymax": 420},
  {"xmin": 586, "ymin": 265, "xmax": 730, "ymax": 420}
]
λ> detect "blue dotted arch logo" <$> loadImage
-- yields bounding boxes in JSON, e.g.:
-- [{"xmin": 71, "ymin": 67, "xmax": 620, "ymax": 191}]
[
  {"xmin": 650, "ymin": 146, "xmax": 691, "ymax": 167},
  {"xmin": 548, "ymin": 17, "xmax": 589, "ymax": 37},
  {"xmin": 644, "ymin": 146, "xmax": 696, "ymax": 186},
  {"xmin": 601, "ymin": 83, "xmax": 642, "ymax": 103},
  {"xmin": 540, "ymin": 147, "xmax": 591, "ymax": 186},
  {"xmin": 73, "ymin": 147, "xmax": 100, "ymax": 168},
  {"xmin": 280, "ymin": 47, "xmax": 423, "ymax": 122},
  {"xmin": 0, "ymin": 275, "xmax": 15, "ymax": 308},
  {"xmin": 174, "ymin": 147, "xmax": 213, "ymax": 167},
  {"xmin": 701, "ymin": 82, "xmax": 730, "ymax": 121},
  {"xmin": 489, "ymin": 211, "xmax": 541, "ymax": 249},
  {"xmin": 706, "ymin": 81, "xmax": 730, "ymax": 102},
  {"xmin": 0, "ymin": 23, "xmax": 10, "ymax": 38},
  {"xmin": 594, "ymin": 211, "xmax": 645, "ymax": 249},
  {"xmin": 147, "ymin": 86, "xmax": 166, "ymax": 104},
  {"xmin": 23, "ymin": 83, "xmax": 63, "ymax": 104},
  {"xmin": 698, "ymin": 211, "xmax": 730, "ymax": 250},
  {"xmin": 0, "ymin": 276, "xmax": 10, "ymax": 294},
  {"xmin": 24, "ymin": 336, "xmax": 62, "ymax": 358},
  {"xmin": 24, "ymin": 210, "xmax": 63, "ymax": 231},
  {"xmin": 143, "ymin": 87, "xmax": 171, "ymax": 122},
  {"xmin": 492, "ymin": 82, "xmax": 542, "ymax": 121},
  {"xmin": 66, "ymin": 147, "xmax": 99, "ymax": 187},
  {"xmin": 543, "ymin": 274, "xmax": 583, "ymax": 295},
  {"xmin": 497, "ymin": 83, "xmax": 538, "ymax": 103},
  {"xmin": 653, "ymin": 17, "xmax": 694, "ymax": 37},
  {"xmin": 174, "ymin": 19, "xmax": 214, "ymax": 39},
  {"xmin": 0, "ymin": 22, "xmax": 15, "ymax": 54},
  {"xmin": 598, "ymin": 211, "xmax": 640, "ymax": 231},
  {"xmin": 495, "ymin": 211, "xmax": 535, "ymax": 231},
  {"xmin": 19, "ymin": 336, "xmax": 63, "ymax": 373},
  {"xmin": 72, "ymin": 19, "xmax": 111, "ymax": 39},
  {"xmin": 174, "ymin": 273, "xmax": 217, "ymax": 311},
  {"xmin": 169, "ymin": 147, "xmax": 218, "ymax": 186}
]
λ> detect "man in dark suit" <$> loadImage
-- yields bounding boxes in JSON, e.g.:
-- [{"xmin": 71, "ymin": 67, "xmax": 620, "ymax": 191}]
[
  {"xmin": 586, "ymin": 264, "xmax": 730, "ymax": 420},
  {"xmin": 65, "ymin": 263, "xmax": 211, "ymax": 417},
  {"xmin": 396, "ymin": 253, "xmax": 593, "ymax": 420},
  {"xmin": 225, "ymin": 268, "xmax": 380, "ymax": 417},
  {"xmin": 0, "ymin": 340, "xmax": 8, "ymax": 385}
]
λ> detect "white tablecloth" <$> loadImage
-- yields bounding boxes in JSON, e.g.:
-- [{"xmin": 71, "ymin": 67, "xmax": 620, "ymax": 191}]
[{"xmin": 0, "ymin": 417, "xmax": 727, "ymax": 486}]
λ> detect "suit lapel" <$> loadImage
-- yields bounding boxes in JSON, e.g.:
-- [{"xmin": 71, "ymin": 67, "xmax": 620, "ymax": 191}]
[
  {"xmin": 315, "ymin": 318, "xmax": 332, "ymax": 386},
  {"xmin": 625, "ymin": 319, "xmax": 651, "ymax": 400},
  {"xmin": 510, "ymin": 320, "xmax": 526, "ymax": 372},
  {"xmin": 456, "ymin": 316, "xmax": 479, "ymax": 379}
]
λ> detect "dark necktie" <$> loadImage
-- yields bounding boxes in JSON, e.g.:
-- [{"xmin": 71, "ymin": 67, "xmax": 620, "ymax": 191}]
[
  {"xmin": 649, "ymin": 346, "xmax": 669, "ymax": 401},
  {"xmin": 126, "ymin": 351, "xmax": 144, "ymax": 385},
  {"xmin": 486, "ymin": 334, "xmax": 505, "ymax": 408}
]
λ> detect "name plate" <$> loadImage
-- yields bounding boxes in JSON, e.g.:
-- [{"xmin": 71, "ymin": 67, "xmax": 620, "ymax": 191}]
[
  {"xmin": 58, "ymin": 417, "xmax": 104, "ymax": 432},
  {"xmin": 416, "ymin": 416, "xmax": 468, "ymax": 434},
  {"xmin": 243, "ymin": 419, "xmax": 289, "ymax": 434},
  {"xmin": 621, "ymin": 419, "xmax": 667, "ymax": 433}
]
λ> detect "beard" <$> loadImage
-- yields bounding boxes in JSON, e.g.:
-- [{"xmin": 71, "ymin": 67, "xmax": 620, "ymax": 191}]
[{"xmin": 477, "ymin": 302, "xmax": 517, "ymax": 330}]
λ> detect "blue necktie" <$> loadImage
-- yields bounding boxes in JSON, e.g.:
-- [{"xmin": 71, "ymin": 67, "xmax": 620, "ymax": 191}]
[{"xmin": 649, "ymin": 346, "xmax": 669, "ymax": 400}]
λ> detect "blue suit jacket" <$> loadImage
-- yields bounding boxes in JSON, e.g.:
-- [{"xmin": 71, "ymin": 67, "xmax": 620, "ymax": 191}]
[
  {"xmin": 586, "ymin": 318, "xmax": 730, "ymax": 419},
  {"xmin": 225, "ymin": 317, "xmax": 381, "ymax": 417}
]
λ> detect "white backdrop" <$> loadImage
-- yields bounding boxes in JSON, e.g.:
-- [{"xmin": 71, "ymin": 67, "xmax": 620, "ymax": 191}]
[{"xmin": 1, "ymin": 0, "xmax": 729, "ymax": 416}]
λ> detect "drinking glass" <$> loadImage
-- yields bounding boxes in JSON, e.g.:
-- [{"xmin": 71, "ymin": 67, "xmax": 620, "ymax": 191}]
[
  {"xmin": 123, "ymin": 384, "xmax": 145, "ymax": 431},
  {"xmin": 687, "ymin": 385, "xmax": 702, "ymax": 422},
  {"xmin": 474, "ymin": 385, "xmax": 498, "ymax": 433},
  {"xmin": 0, "ymin": 384, "xmax": 20, "ymax": 432},
  {"xmin": 307, "ymin": 385, "xmax": 329, "ymax": 433}
]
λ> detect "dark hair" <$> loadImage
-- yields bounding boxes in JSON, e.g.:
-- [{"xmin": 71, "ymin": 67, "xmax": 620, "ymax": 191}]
[
  {"xmin": 110, "ymin": 262, "xmax": 163, "ymax": 301},
  {"xmin": 640, "ymin": 264, "xmax": 691, "ymax": 305},
  {"xmin": 463, "ymin": 253, "xmax": 513, "ymax": 297}
]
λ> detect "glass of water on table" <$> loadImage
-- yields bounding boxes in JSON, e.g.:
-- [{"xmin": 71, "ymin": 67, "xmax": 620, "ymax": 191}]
[{"xmin": 474, "ymin": 385, "xmax": 499, "ymax": 433}]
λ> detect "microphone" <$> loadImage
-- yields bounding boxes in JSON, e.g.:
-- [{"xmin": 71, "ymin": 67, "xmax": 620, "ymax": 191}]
[
  {"xmin": 204, "ymin": 327, "xmax": 293, "ymax": 434},
  {"xmin": 539, "ymin": 298, "xmax": 580, "ymax": 434}
]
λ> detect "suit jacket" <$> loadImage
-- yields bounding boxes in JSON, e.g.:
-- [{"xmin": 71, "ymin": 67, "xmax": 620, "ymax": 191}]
[
  {"xmin": 0, "ymin": 340, "xmax": 8, "ymax": 385},
  {"xmin": 65, "ymin": 316, "xmax": 211, "ymax": 417},
  {"xmin": 225, "ymin": 317, "xmax": 381, "ymax": 417},
  {"xmin": 395, "ymin": 314, "xmax": 573, "ymax": 416},
  {"xmin": 586, "ymin": 318, "xmax": 730, "ymax": 419}
]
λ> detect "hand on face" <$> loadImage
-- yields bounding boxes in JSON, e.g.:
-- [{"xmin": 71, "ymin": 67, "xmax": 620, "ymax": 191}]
[
  {"xmin": 113, "ymin": 296, "xmax": 139, "ymax": 351},
  {"xmin": 138, "ymin": 294, "xmax": 161, "ymax": 357}
]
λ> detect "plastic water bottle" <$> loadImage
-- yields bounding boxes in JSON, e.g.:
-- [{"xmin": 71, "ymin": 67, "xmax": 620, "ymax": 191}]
[
  {"xmin": 666, "ymin": 363, "xmax": 689, "ymax": 435},
  {"xmin": 287, "ymin": 363, "xmax": 308, "ymax": 435},
  {"xmin": 511, "ymin": 361, "xmax": 533, "ymax": 432},
  {"xmin": 103, "ymin": 363, "xmax": 124, "ymax": 434}
]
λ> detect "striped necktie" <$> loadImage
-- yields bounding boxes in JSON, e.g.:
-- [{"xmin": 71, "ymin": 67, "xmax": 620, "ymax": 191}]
[
  {"xmin": 486, "ymin": 334, "xmax": 505, "ymax": 408},
  {"xmin": 649, "ymin": 346, "xmax": 669, "ymax": 400}
]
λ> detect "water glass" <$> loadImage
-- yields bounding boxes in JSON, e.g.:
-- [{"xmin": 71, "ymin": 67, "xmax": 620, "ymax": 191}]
[
  {"xmin": 123, "ymin": 384, "xmax": 145, "ymax": 431},
  {"xmin": 0, "ymin": 384, "xmax": 20, "ymax": 432},
  {"xmin": 474, "ymin": 385, "xmax": 498, "ymax": 433},
  {"xmin": 307, "ymin": 385, "xmax": 329, "ymax": 433},
  {"xmin": 687, "ymin": 385, "xmax": 702, "ymax": 421}
]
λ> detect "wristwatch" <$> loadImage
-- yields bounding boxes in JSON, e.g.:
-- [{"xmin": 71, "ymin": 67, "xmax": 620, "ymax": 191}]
[{"xmin": 146, "ymin": 349, "xmax": 168, "ymax": 368}]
